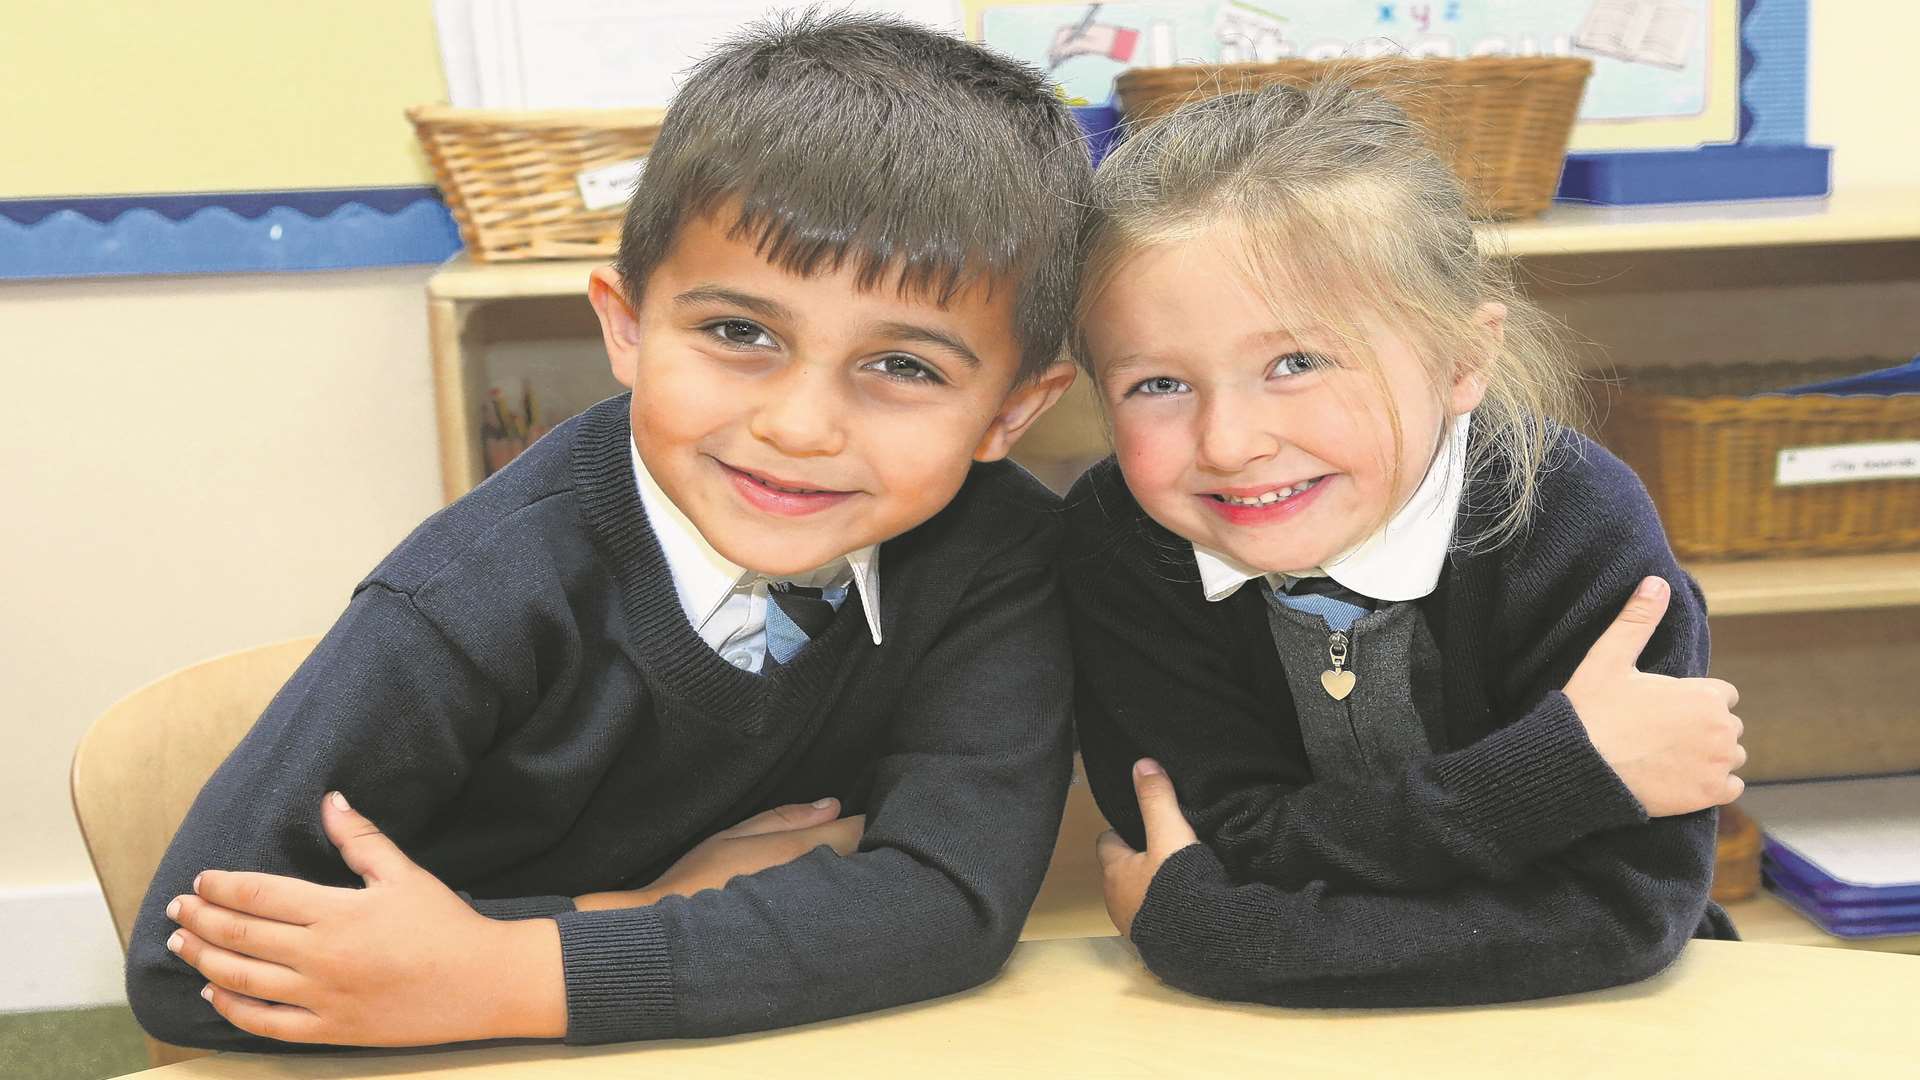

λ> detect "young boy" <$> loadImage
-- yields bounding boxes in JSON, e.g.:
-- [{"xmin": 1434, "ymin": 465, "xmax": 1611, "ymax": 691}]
[{"xmin": 127, "ymin": 12, "xmax": 1089, "ymax": 1049}]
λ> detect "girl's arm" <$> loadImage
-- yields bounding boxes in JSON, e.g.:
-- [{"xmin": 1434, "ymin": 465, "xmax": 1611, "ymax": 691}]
[
  {"xmin": 1103, "ymin": 439, "xmax": 1729, "ymax": 1006},
  {"xmin": 1063, "ymin": 463, "xmax": 1643, "ymax": 896}
]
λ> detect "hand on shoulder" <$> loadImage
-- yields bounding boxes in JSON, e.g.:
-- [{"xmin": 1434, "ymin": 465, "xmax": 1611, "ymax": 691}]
[{"xmin": 1565, "ymin": 576, "xmax": 1747, "ymax": 817}]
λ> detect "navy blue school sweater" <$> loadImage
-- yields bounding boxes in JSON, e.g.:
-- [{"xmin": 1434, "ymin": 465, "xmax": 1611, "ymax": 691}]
[
  {"xmin": 127, "ymin": 394, "xmax": 1073, "ymax": 1049},
  {"xmin": 1061, "ymin": 430, "xmax": 1732, "ymax": 1007}
]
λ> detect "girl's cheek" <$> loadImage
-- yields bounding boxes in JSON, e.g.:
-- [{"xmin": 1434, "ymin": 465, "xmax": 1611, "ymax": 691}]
[{"xmin": 1113, "ymin": 417, "xmax": 1184, "ymax": 497}]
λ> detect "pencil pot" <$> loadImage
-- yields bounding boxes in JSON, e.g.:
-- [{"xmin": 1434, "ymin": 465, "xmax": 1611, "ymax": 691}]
[
  {"xmin": 407, "ymin": 106, "xmax": 666, "ymax": 261},
  {"xmin": 1111, "ymin": 57, "xmax": 1591, "ymax": 220},
  {"xmin": 1604, "ymin": 358, "xmax": 1920, "ymax": 560}
]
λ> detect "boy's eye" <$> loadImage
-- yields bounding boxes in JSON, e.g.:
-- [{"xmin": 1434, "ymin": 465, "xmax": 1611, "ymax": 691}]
[
  {"xmin": 865, "ymin": 354, "xmax": 946, "ymax": 385},
  {"xmin": 1271, "ymin": 352, "xmax": 1326, "ymax": 378},
  {"xmin": 1129, "ymin": 375, "xmax": 1190, "ymax": 397},
  {"xmin": 706, "ymin": 318, "xmax": 775, "ymax": 348}
]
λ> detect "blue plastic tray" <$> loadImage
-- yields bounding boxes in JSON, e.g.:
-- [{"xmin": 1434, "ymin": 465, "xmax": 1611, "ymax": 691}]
[{"xmin": 1556, "ymin": 144, "xmax": 1831, "ymax": 206}]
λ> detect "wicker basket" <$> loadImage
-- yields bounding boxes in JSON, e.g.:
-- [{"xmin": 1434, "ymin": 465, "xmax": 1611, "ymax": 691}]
[
  {"xmin": 1605, "ymin": 359, "xmax": 1920, "ymax": 560},
  {"xmin": 1112, "ymin": 57, "xmax": 1591, "ymax": 220},
  {"xmin": 408, "ymin": 106, "xmax": 666, "ymax": 262},
  {"xmin": 1712, "ymin": 803, "xmax": 1762, "ymax": 903}
]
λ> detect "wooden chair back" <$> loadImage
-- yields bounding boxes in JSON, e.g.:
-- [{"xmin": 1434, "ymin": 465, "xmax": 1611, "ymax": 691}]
[{"xmin": 70, "ymin": 636, "xmax": 318, "ymax": 1067}]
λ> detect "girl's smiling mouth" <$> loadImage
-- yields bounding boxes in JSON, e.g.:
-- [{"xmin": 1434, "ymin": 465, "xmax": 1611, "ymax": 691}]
[{"xmin": 1199, "ymin": 476, "xmax": 1327, "ymax": 524}]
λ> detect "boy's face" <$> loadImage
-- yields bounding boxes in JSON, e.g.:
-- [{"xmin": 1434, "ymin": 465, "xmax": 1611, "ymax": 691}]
[
  {"xmin": 1083, "ymin": 232, "xmax": 1489, "ymax": 575},
  {"xmin": 590, "ymin": 209, "xmax": 1072, "ymax": 577}
]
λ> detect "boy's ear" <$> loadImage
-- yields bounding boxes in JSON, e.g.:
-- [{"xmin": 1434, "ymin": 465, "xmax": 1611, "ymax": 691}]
[
  {"xmin": 589, "ymin": 266, "xmax": 643, "ymax": 389},
  {"xmin": 1449, "ymin": 301, "xmax": 1505, "ymax": 415},
  {"xmin": 973, "ymin": 361, "xmax": 1078, "ymax": 463}
]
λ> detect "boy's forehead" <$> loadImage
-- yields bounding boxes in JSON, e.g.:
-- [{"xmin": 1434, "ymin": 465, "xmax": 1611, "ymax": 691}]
[{"xmin": 660, "ymin": 204, "xmax": 1021, "ymax": 313}]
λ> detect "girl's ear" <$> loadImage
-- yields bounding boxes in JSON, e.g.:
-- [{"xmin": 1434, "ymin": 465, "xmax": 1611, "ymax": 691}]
[
  {"xmin": 1449, "ymin": 301, "xmax": 1504, "ymax": 414},
  {"xmin": 589, "ymin": 266, "xmax": 643, "ymax": 389}
]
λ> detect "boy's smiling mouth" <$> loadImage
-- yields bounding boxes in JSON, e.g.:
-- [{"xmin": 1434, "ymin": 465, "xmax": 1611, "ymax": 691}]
[{"xmin": 717, "ymin": 459, "xmax": 858, "ymax": 517}]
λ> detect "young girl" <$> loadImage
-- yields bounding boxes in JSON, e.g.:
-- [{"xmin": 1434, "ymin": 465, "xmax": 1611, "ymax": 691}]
[{"xmin": 1063, "ymin": 79, "xmax": 1747, "ymax": 1006}]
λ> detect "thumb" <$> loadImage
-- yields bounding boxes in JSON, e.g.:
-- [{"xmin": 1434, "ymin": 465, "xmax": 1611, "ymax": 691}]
[
  {"xmin": 718, "ymin": 799, "xmax": 842, "ymax": 839},
  {"xmin": 1094, "ymin": 829, "xmax": 1136, "ymax": 870},
  {"xmin": 320, "ymin": 791, "xmax": 417, "ymax": 886},
  {"xmin": 1576, "ymin": 576, "xmax": 1670, "ymax": 677},
  {"xmin": 1132, "ymin": 759, "xmax": 1199, "ymax": 857}
]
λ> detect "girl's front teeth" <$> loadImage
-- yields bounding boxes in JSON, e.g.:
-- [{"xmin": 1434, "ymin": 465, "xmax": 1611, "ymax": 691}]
[{"xmin": 1215, "ymin": 478, "xmax": 1318, "ymax": 506}]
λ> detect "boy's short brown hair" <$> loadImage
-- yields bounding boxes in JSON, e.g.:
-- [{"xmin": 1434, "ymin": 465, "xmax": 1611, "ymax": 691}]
[{"xmin": 616, "ymin": 10, "xmax": 1091, "ymax": 380}]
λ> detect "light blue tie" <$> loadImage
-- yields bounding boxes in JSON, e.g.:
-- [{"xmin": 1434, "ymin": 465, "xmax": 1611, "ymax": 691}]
[
  {"xmin": 1268, "ymin": 577, "xmax": 1372, "ymax": 632},
  {"xmin": 764, "ymin": 583, "xmax": 849, "ymax": 666}
]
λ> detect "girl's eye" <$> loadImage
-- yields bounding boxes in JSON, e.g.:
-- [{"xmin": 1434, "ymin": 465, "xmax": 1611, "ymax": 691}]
[
  {"xmin": 1271, "ymin": 352, "xmax": 1326, "ymax": 378},
  {"xmin": 1129, "ymin": 375, "xmax": 1190, "ymax": 397},
  {"xmin": 706, "ymin": 319, "xmax": 774, "ymax": 348},
  {"xmin": 867, "ymin": 355, "xmax": 945, "ymax": 385}
]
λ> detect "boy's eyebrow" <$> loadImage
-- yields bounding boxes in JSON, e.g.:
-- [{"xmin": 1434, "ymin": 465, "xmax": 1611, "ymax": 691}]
[
  {"xmin": 870, "ymin": 321, "xmax": 982, "ymax": 369},
  {"xmin": 672, "ymin": 286, "xmax": 798, "ymax": 325}
]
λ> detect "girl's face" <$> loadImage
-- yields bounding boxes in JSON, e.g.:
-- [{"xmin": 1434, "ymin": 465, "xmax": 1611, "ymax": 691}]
[{"xmin": 1083, "ymin": 233, "xmax": 1489, "ymax": 575}]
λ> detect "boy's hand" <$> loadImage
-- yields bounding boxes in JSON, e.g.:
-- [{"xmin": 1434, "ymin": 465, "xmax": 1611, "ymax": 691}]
[
  {"xmin": 1565, "ymin": 576, "xmax": 1747, "ymax": 817},
  {"xmin": 165, "ymin": 793, "xmax": 565, "ymax": 1046},
  {"xmin": 576, "ymin": 800, "xmax": 865, "ymax": 911},
  {"xmin": 1095, "ymin": 759, "xmax": 1200, "ymax": 938}
]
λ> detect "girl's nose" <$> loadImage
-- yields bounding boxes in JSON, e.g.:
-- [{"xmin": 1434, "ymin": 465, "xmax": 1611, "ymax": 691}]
[
  {"xmin": 1194, "ymin": 397, "xmax": 1282, "ymax": 473},
  {"xmin": 747, "ymin": 362, "xmax": 849, "ymax": 457}
]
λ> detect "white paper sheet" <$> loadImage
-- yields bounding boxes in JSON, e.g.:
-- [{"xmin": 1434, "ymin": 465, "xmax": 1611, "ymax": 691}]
[
  {"xmin": 434, "ymin": 1, "xmax": 963, "ymax": 111},
  {"xmin": 1741, "ymin": 775, "xmax": 1920, "ymax": 888}
]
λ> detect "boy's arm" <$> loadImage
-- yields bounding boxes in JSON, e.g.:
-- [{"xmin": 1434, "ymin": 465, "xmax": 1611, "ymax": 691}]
[
  {"xmin": 545, "ymin": 547, "xmax": 1073, "ymax": 1042},
  {"xmin": 125, "ymin": 584, "xmax": 507, "ymax": 1051}
]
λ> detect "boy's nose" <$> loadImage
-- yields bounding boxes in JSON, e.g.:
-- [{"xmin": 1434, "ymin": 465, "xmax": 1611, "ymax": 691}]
[
  {"xmin": 1194, "ymin": 398, "xmax": 1281, "ymax": 473},
  {"xmin": 747, "ymin": 364, "xmax": 848, "ymax": 457}
]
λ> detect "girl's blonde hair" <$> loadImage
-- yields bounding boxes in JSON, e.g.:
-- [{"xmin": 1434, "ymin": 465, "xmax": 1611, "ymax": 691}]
[{"xmin": 1074, "ymin": 72, "xmax": 1586, "ymax": 550}]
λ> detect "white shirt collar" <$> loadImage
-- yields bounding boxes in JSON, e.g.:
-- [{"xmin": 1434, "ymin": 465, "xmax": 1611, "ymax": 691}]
[
  {"xmin": 1193, "ymin": 412, "xmax": 1471, "ymax": 604},
  {"xmin": 629, "ymin": 439, "xmax": 883, "ymax": 644}
]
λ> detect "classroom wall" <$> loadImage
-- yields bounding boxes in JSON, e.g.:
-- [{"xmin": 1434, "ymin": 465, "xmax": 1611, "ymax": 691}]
[
  {"xmin": 1, "ymin": 0, "xmax": 1916, "ymax": 1013},
  {"xmin": 0, "ymin": 1, "xmax": 441, "ymax": 197},
  {"xmin": 0, "ymin": 271, "xmax": 446, "ymax": 1008}
]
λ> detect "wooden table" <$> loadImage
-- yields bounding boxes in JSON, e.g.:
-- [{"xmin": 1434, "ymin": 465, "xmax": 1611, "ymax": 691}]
[{"xmin": 127, "ymin": 935, "xmax": 1920, "ymax": 1079}]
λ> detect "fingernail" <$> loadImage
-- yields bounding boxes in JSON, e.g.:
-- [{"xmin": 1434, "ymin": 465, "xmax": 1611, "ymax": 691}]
[
  {"xmin": 1135, "ymin": 759, "xmax": 1164, "ymax": 777},
  {"xmin": 1638, "ymin": 577, "xmax": 1665, "ymax": 599},
  {"xmin": 167, "ymin": 932, "xmax": 183, "ymax": 954},
  {"xmin": 192, "ymin": 872, "xmax": 203, "ymax": 893},
  {"xmin": 166, "ymin": 898, "xmax": 182, "ymax": 920},
  {"xmin": 330, "ymin": 791, "xmax": 350, "ymax": 811},
  {"xmin": 200, "ymin": 985, "xmax": 213, "ymax": 1003},
  {"xmin": 812, "ymin": 798, "xmax": 836, "ymax": 809}
]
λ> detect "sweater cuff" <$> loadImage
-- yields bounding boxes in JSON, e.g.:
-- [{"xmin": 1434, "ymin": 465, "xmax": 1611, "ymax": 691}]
[
  {"xmin": 553, "ymin": 906, "xmax": 675, "ymax": 1045},
  {"xmin": 1129, "ymin": 843, "xmax": 1234, "ymax": 984},
  {"xmin": 1430, "ymin": 690, "xmax": 1646, "ymax": 869},
  {"xmin": 464, "ymin": 894, "xmax": 577, "ymax": 920}
]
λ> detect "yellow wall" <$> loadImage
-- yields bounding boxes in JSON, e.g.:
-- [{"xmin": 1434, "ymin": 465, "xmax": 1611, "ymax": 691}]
[
  {"xmin": 2, "ymin": 270, "xmax": 446, "ymax": 890},
  {"xmin": 0, "ymin": 0, "xmax": 443, "ymax": 197}
]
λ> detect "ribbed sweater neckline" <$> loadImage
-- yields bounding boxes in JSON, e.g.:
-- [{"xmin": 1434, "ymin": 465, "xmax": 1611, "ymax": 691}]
[{"xmin": 570, "ymin": 395, "xmax": 863, "ymax": 733}]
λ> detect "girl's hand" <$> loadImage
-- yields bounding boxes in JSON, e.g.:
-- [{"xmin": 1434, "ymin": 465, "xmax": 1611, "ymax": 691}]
[
  {"xmin": 1095, "ymin": 759, "xmax": 1200, "ymax": 938},
  {"xmin": 577, "ymin": 800, "xmax": 865, "ymax": 911},
  {"xmin": 165, "ymin": 793, "xmax": 566, "ymax": 1045},
  {"xmin": 1565, "ymin": 576, "xmax": 1746, "ymax": 817}
]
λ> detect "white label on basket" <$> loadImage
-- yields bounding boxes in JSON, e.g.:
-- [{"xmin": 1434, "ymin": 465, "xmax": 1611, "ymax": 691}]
[
  {"xmin": 1774, "ymin": 442, "xmax": 1920, "ymax": 487},
  {"xmin": 576, "ymin": 158, "xmax": 647, "ymax": 211}
]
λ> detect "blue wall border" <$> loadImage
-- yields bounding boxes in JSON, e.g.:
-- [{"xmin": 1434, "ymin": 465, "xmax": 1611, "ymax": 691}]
[{"xmin": 0, "ymin": 186, "xmax": 463, "ymax": 280}]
